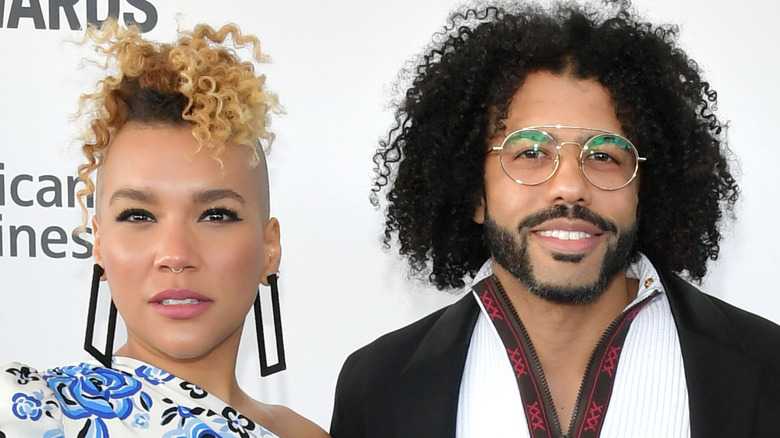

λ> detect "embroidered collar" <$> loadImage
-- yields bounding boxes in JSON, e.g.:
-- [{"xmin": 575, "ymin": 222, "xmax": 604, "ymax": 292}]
[{"xmin": 468, "ymin": 253, "xmax": 666, "ymax": 438}]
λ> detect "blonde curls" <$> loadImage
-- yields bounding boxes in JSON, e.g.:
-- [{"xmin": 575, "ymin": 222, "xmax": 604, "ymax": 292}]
[{"xmin": 75, "ymin": 19, "xmax": 278, "ymax": 229}]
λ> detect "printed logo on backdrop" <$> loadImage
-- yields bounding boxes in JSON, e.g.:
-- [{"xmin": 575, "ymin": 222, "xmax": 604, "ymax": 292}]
[
  {"xmin": 0, "ymin": 162, "xmax": 94, "ymax": 259},
  {"xmin": 0, "ymin": 0, "xmax": 158, "ymax": 32}
]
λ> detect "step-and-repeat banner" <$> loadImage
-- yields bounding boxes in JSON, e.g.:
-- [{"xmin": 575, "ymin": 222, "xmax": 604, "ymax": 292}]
[{"xmin": 1, "ymin": 0, "xmax": 778, "ymax": 427}]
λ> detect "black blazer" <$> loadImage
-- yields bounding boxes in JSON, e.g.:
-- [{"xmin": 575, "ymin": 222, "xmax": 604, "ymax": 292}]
[{"xmin": 331, "ymin": 271, "xmax": 780, "ymax": 438}]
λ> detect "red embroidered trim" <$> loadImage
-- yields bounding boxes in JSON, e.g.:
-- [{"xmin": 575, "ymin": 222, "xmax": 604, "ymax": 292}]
[{"xmin": 473, "ymin": 275, "xmax": 659, "ymax": 438}]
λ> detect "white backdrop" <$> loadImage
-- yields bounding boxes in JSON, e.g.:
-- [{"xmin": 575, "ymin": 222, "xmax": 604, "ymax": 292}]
[{"xmin": 1, "ymin": 0, "xmax": 778, "ymax": 429}]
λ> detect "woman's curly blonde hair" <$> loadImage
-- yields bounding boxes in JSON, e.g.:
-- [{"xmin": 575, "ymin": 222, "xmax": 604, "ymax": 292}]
[{"xmin": 75, "ymin": 19, "xmax": 278, "ymax": 226}]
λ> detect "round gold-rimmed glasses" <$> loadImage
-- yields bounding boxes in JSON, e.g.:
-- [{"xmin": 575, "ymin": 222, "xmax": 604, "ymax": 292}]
[{"xmin": 488, "ymin": 125, "xmax": 646, "ymax": 190}]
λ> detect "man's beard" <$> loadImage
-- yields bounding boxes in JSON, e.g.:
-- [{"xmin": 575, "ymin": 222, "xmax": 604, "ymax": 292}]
[{"xmin": 484, "ymin": 205, "xmax": 638, "ymax": 304}]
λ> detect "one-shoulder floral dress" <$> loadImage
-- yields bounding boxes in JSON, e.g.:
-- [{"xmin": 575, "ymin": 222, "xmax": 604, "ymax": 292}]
[{"xmin": 0, "ymin": 356, "xmax": 279, "ymax": 438}]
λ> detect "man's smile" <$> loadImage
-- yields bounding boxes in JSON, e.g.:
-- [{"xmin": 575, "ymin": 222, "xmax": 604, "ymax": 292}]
[{"xmin": 536, "ymin": 229, "xmax": 593, "ymax": 240}]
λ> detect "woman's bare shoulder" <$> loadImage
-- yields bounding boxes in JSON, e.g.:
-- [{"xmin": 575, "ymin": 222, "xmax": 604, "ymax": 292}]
[
  {"xmin": 265, "ymin": 403, "xmax": 330, "ymax": 438},
  {"xmin": 244, "ymin": 400, "xmax": 329, "ymax": 438}
]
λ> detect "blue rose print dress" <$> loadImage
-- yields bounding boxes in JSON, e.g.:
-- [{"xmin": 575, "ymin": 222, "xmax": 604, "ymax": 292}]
[{"xmin": 0, "ymin": 357, "xmax": 280, "ymax": 438}]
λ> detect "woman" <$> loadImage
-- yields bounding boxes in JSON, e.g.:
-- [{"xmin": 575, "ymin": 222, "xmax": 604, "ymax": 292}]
[{"xmin": 0, "ymin": 20, "xmax": 328, "ymax": 438}]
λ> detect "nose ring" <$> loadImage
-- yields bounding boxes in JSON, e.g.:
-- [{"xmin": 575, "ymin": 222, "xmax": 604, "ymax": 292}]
[{"xmin": 171, "ymin": 267, "xmax": 184, "ymax": 274}]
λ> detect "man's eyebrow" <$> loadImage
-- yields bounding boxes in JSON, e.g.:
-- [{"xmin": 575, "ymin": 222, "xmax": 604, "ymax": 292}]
[
  {"xmin": 109, "ymin": 188, "xmax": 157, "ymax": 205},
  {"xmin": 194, "ymin": 189, "xmax": 245, "ymax": 205},
  {"xmin": 576, "ymin": 133, "xmax": 595, "ymax": 144}
]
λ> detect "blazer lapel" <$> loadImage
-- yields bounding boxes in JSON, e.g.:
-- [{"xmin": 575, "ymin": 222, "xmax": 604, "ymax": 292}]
[
  {"xmin": 395, "ymin": 295, "xmax": 480, "ymax": 438},
  {"xmin": 661, "ymin": 272, "xmax": 762, "ymax": 437}
]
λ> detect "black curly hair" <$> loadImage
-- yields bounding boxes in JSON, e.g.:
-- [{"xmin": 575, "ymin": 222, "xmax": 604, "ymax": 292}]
[{"xmin": 372, "ymin": 1, "xmax": 739, "ymax": 290}]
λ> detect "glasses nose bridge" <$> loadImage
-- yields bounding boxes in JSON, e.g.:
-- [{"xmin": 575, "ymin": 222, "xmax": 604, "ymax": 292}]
[
  {"xmin": 548, "ymin": 140, "xmax": 588, "ymax": 185},
  {"xmin": 556, "ymin": 140, "xmax": 585, "ymax": 155},
  {"xmin": 555, "ymin": 141, "xmax": 586, "ymax": 166}
]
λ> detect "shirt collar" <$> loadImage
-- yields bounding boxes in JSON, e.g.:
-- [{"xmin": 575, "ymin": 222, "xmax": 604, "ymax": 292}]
[{"xmin": 624, "ymin": 252, "xmax": 666, "ymax": 308}]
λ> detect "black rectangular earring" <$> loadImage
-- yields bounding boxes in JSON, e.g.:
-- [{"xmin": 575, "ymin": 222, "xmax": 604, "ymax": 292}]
[
  {"xmin": 84, "ymin": 264, "xmax": 117, "ymax": 368},
  {"xmin": 255, "ymin": 273, "xmax": 286, "ymax": 376}
]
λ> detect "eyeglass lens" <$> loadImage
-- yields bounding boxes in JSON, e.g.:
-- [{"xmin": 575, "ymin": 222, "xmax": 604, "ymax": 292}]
[{"xmin": 500, "ymin": 129, "xmax": 639, "ymax": 189}]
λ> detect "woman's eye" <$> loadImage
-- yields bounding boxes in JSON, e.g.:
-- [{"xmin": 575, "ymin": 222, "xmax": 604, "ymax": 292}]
[
  {"xmin": 200, "ymin": 208, "xmax": 242, "ymax": 222},
  {"xmin": 116, "ymin": 208, "xmax": 154, "ymax": 223}
]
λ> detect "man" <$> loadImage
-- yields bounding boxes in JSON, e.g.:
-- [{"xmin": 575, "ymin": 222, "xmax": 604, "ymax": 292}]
[{"xmin": 331, "ymin": 2, "xmax": 780, "ymax": 438}]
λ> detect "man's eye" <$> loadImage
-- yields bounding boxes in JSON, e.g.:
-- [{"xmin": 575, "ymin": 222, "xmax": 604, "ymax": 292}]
[
  {"xmin": 513, "ymin": 148, "xmax": 551, "ymax": 161},
  {"xmin": 592, "ymin": 152, "xmax": 614, "ymax": 161},
  {"xmin": 200, "ymin": 208, "xmax": 242, "ymax": 222},
  {"xmin": 116, "ymin": 208, "xmax": 154, "ymax": 222},
  {"xmin": 586, "ymin": 151, "xmax": 620, "ymax": 164}
]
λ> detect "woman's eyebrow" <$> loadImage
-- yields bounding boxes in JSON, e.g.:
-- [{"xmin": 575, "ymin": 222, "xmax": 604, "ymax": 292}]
[
  {"xmin": 109, "ymin": 188, "xmax": 157, "ymax": 205},
  {"xmin": 193, "ymin": 189, "xmax": 245, "ymax": 205}
]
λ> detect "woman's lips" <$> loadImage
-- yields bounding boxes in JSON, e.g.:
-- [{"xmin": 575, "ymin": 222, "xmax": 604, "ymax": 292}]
[{"xmin": 149, "ymin": 288, "xmax": 213, "ymax": 319}]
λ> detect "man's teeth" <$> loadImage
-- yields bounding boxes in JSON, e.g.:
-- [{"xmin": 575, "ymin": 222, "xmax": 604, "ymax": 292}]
[
  {"xmin": 160, "ymin": 298, "xmax": 200, "ymax": 305},
  {"xmin": 537, "ymin": 230, "xmax": 592, "ymax": 240}
]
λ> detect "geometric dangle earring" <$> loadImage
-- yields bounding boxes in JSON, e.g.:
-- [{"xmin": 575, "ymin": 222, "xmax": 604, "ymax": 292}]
[
  {"xmin": 84, "ymin": 264, "xmax": 117, "ymax": 369},
  {"xmin": 254, "ymin": 272, "xmax": 286, "ymax": 376}
]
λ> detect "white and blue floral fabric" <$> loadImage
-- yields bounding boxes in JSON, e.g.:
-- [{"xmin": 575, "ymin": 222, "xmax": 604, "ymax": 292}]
[{"xmin": 0, "ymin": 357, "xmax": 279, "ymax": 438}]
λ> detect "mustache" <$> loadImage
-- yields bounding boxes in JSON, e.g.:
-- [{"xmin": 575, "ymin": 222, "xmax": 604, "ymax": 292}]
[{"xmin": 517, "ymin": 204, "xmax": 617, "ymax": 233}]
